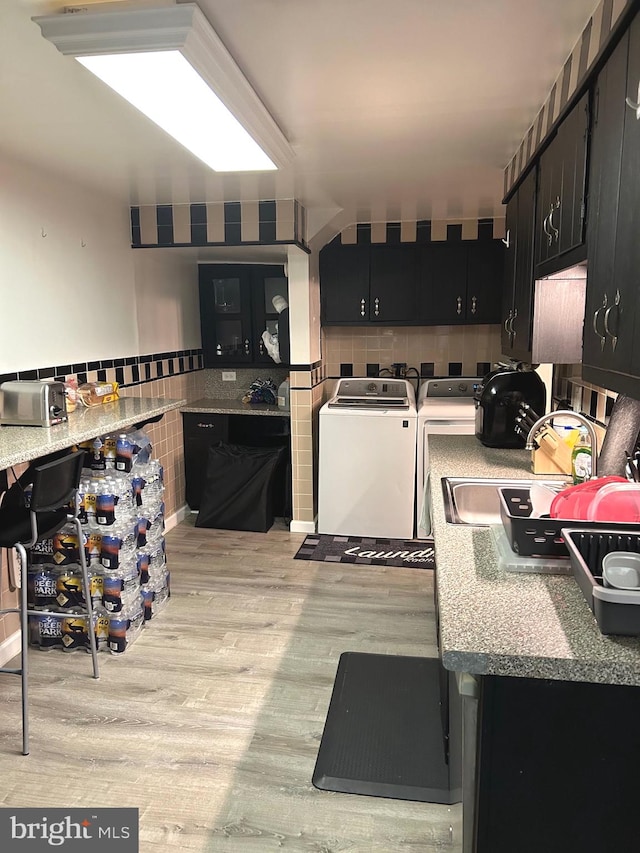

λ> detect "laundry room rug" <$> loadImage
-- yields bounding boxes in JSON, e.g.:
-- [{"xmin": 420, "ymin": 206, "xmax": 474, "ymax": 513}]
[{"xmin": 294, "ymin": 534, "xmax": 435, "ymax": 569}]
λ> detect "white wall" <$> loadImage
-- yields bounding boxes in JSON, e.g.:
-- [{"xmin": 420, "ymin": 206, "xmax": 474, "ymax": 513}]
[
  {"xmin": 133, "ymin": 249, "xmax": 200, "ymax": 355},
  {"xmin": 287, "ymin": 245, "xmax": 321, "ymax": 365},
  {"xmin": 0, "ymin": 151, "xmax": 200, "ymax": 373}
]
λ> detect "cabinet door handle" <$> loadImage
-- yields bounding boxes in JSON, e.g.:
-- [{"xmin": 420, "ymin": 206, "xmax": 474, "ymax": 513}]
[
  {"xmin": 471, "ymin": 295, "xmax": 477, "ymax": 315},
  {"xmin": 456, "ymin": 296, "xmax": 462, "ymax": 315},
  {"xmin": 626, "ymin": 80, "xmax": 640, "ymax": 119},
  {"xmin": 504, "ymin": 310, "xmax": 513, "ymax": 334},
  {"xmin": 244, "ymin": 339, "xmax": 250, "ymax": 354},
  {"xmin": 259, "ymin": 338, "xmax": 264, "ymax": 355},
  {"xmin": 549, "ymin": 197, "xmax": 560, "ymax": 243},
  {"xmin": 360, "ymin": 298, "xmax": 366, "ymax": 317},
  {"xmin": 501, "ymin": 230, "xmax": 510, "ymax": 248},
  {"xmin": 374, "ymin": 297, "xmax": 380, "ymax": 317},
  {"xmin": 510, "ymin": 308, "xmax": 518, "ymax": 340},
  {"xmin": 592, "ymin": 293, "xmax": 607, "ymax": 351},
  {"xmin": 216, "ymin": 344, "xmax": 222, "ymax": 356},
  {"xmin": 603, "ymin": 289, "xmax": 621, "ymax": 351},
  {"xmin": 542, "ymin": 212, "xmax": 552, "ymax": 245}
]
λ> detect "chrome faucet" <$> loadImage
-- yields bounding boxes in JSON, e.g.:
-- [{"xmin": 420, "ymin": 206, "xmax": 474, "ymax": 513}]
[{"xmin": 525, "ymin": 410, "xmax": 598, "ymax": 479}]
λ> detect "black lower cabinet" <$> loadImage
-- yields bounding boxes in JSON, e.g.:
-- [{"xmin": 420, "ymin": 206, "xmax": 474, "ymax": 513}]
[
  {"xmin": 182, "ymin": 412, "xmax": 291, "ymax": 520},
  {"xmin": 475, "ymin": 675, "xmax": 640, "ymax": 852},
  {"xmin": 182, "ymin": 413, "xmax": 229, "ymax": 511}
]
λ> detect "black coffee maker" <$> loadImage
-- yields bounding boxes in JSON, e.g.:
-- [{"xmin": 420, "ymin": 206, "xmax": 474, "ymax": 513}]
[{"xmin": 475, "ymin": 363, "xmax": 546, "ymax": 448}]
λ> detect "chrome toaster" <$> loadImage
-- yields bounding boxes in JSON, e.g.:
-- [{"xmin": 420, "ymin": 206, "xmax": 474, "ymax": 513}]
[{"xmin": 0, "ymin": 379, "xmax": 68, "ymax": 427}]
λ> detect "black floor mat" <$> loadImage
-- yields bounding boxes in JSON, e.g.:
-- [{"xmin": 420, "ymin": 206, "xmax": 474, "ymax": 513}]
[{"xmin": 313, "ymin": 652, "xmax": 460, "ymax": 804}]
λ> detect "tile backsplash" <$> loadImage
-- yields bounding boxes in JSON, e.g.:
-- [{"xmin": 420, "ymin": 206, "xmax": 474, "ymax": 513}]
[{"xmin": 322, "ymin": 324, "xmax": 502, "ymax": 379}]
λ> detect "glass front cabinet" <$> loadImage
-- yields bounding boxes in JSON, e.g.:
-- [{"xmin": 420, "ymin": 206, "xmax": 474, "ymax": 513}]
[{"xmin": 199, "ymin": 264, "xmax": 289, "ymax": 366}]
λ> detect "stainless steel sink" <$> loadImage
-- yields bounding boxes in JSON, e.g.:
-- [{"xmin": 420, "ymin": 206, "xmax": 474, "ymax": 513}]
[{"xmin": 441, "ymin": 477, "xmax": 563, "ymax": 526}]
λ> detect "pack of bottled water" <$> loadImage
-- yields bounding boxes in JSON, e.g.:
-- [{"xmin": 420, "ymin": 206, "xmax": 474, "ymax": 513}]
[{"xmin": 27, "ymin": 428, "xmax": 167, "ymax": 655}]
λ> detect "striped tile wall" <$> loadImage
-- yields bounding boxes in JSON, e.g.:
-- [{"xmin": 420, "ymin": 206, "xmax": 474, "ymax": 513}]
[
  {"xmin": 131, "ymin": 200, "xmax": 308, "ymax": 251},
  {"xmin": 0, "ymin": 348, "xmax": 203, "ymax": 391},
  {"xmin": 337, "ymin": 217, "xmax": 505, "ymax": 245},
  {"xmin": 554, "ymin": 364, "xmax": 618, "ymax": 426},
  {"xmin": 504, "ymin": 0, "xmax": 634, "ymax": 195}
]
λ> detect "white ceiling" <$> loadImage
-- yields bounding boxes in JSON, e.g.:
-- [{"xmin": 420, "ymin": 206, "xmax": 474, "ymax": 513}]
[{"xmin": 3, "ymin": 0, "xmax": 600, "ymax": 243}]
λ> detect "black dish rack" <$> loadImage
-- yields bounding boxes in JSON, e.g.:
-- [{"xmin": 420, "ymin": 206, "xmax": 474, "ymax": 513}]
[
  {"xmin": 498, "ymin": 486, "xmax": 640, "ymax": 558},
  {"xmin": 563, "ymin": 528, "xmax": 640, "ymax": 636}
]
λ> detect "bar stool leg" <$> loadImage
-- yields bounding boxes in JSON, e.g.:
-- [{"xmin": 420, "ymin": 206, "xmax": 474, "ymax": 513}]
[
  {"xmin": 72, "ymin": 517, "xmax": 100, "ymax": 679},
  {"xmin": 15, "ymin": 543, "xmax": 30, "ymax": 756}
]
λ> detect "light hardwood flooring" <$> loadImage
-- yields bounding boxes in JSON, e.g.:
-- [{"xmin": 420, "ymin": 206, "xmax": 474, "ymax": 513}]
[{"xmin": 0, "ymin": 518, "xmax": 462, "ymax": 852}]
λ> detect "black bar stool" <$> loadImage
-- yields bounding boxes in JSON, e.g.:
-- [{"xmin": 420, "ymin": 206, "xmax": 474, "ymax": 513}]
[{"xmin": 0, "ymin": 449, "xmax": 99, "ymax": 755}]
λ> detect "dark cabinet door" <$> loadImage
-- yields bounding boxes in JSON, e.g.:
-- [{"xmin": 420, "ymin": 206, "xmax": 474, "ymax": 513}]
[
  {"xmin": 320, "ymin": 245, "xmax": 371, "ymax": 323},
  {"xmin": 501, "ymin": 166, "xmax": 537, "ymax": 360},
  {"xmin": 199, "ymin": 265, "xmax": 253, "ymax": 366},
  {"xmin": 535, "ymin": 93, "xmax": 589, "ymax": 269},
  {"xmin": 613, "ymin": 15, "xmax": 640, "ymax": 388},
  {"xmin": 369, "ymin": 244, "xmax": 418, "ymax": 322},
  {"xmin": 182, "ymin": 413, "xmax": 229, "ymax": 509},
  {"xmin": 252, "ymin": 266, "xmax": 289, "ymax": 364},
  {"xmin": 418, "ymin": 243, "xmax": 468, "ymax": 324},
  {"xmin": 466, "ymin": 240, "xmax": 504, "ymax": 324},
  {"xmin": 559, "ymin": 92, "xmax": 589, "ymax": 255},
  {"xmin": 583, "ymin": 31, "xmax": 628, "ymax": 382},
  {"xmin": 501, "ymin": 196, "xmax": 518, "ymax": 354},
  {"xmin": 511, "ymin": 167, "xmax": 537, "ymax": 359},
  {"xmin": 535, "ymin": 140, "xmax": 560, "ymax": 266}
]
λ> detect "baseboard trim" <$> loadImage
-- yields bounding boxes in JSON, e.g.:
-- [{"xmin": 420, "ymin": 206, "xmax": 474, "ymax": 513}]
[
  {"xmin": 0, "ymin": 630, "xmax": 21, "ymax": 667},
  {"xmin": 165, "ymin": 503, "xmax": 190, "ymax": 532},
  {"xmin": 289, "ymin": 519, "xmax": 317, "ymax": 534}
]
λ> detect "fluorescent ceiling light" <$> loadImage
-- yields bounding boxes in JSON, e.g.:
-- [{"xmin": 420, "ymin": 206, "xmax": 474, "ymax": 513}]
[{"xmin": 33, "ymin": 3, "xmax": 294, "ymax": 173}]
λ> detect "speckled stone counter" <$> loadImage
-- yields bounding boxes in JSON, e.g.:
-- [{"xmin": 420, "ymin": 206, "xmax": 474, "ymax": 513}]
[
  {"xmin": 182, "ymin": 397, "xmax": 289, "ymax": 417},
  {"xmin": 430, "ymin": 434, "xmax": 640, "ymax": 687},
  {"xmin": 0, "ymin": 397, "xmax": 185, "ymax": 470}
]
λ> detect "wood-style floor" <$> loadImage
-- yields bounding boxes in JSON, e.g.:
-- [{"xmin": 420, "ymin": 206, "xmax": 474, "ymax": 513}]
[{"xmin": 0, "ymin": 518, "xmax": 462, "ymax": 851}]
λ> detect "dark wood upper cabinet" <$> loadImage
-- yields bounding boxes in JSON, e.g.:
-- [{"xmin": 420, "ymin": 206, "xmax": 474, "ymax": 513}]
[
  {"xmin": 502, "ymin": 167, "xmax": 537, "ymax": 360},
  {"xmin": 319, "ymin": 245, "xmax": 370, "ymax": 323},
  {"xmin": 584, "ymin": 15, "xmax": 640, "ymax": 396},
  {"xmin": 466, "ymin": 240, "xmax": 505, "ymax": 324},
  {"xmin": 535, "ymin": 92, "xmax": 589, "ymax": 271},
  {"xmin": 199, "ymin": 264, "xmax": 288, "ymax": 367},
  {"xmin": 369, "ymin": 244, "xmax": 418, "ymax": 322},
  {"xmin": 418, "ymin": 242, "xmax": 468, "ymax": 324},
  {"xmin": 321, "ymin": 239, "xmax": 503, "ymax": 326}
]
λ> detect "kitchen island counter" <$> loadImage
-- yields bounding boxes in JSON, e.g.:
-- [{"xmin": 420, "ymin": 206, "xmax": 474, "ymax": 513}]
[
  {"xmin": 430, "ymin": 434, "xmax": 640, "ymax": 686},
  {"xmin": 0, "ymin": 396, "xmax": 185, "ymax": 470}
]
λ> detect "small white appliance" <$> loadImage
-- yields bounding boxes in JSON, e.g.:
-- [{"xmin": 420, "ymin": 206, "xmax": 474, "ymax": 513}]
[
  {"xmin": 416, "ymin": 377, "xmax": 482, "ymax": 539},
  {"xmin": 318, "ymin": 378, "xmax": 417, "ymax": 539}
]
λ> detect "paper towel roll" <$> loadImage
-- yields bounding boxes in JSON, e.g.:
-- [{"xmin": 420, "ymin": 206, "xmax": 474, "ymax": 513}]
[{"xmin": 598, "ymin": 396, "xmax": 640, "ymax": 477}]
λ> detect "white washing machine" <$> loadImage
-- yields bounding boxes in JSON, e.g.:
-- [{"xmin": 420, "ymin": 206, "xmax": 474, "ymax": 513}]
[
  {"xmin": 318, "ymin": 378, "xmax": 417, "ymax": 539},
  {"xmin": 416, "ymin": 377, "xmax": 482, "ymax": 539}
]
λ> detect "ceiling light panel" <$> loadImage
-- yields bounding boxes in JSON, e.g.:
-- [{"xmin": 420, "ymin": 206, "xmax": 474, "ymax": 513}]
[{"xmin": 33, "ymin": 2, "xmax": 294, "ymax": 172}]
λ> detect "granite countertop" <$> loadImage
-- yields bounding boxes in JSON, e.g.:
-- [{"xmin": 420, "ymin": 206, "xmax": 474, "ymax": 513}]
[
  {"xmin": 0, "ymin": 396, "xmax": 185, "ymax": 470},
  {"xmin": 430, "ymin": 434, "xmax": 640, "ymax": 687},
  {"xmin": 182, "ymin": 397, "xmax": 289, "ymax": 417}
]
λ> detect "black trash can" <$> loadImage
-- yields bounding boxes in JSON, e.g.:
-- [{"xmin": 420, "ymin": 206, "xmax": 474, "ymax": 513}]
[{"xmin": 195, "ymin": 442, "xmax": 286, "ymax": 532}]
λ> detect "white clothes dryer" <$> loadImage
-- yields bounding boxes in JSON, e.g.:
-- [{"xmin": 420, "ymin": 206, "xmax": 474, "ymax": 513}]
[{"xmin": 416, "ymin": 378, "xmax": 482, "ymax": 539}]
